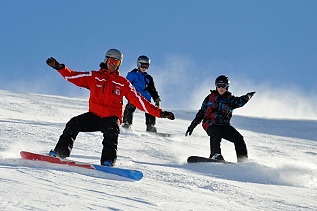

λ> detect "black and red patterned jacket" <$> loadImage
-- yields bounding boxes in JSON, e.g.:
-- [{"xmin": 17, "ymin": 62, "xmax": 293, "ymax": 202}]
[{"xmin": 190, "ymin": 90, "xmax": 251, "ymax": 131}]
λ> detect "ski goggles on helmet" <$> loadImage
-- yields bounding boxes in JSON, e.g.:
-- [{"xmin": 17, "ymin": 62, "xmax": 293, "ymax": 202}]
[
  {"xmin": 216, "ymin": 83, "xmax": 228, "ymax": 89},
  {"xmin": 139, "ymin": 63, "xmax": 149, "ymax": 69},
  {"xmin": 106, "ymin": 57, "xmax": 121, "ymax": 66}
]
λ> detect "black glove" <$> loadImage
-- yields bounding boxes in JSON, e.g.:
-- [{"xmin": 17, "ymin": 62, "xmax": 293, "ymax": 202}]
[
  {"xmin": 46, "ymin": 57, "xmax": 64, "ymax": 70},
  {"xmin": 185, "ymin": 123, "xmax": 197, "ymax": 136},
  {"xmin": 246, "ymin": 91, "xmax": 256, "ymax": 99},
  {"xmin": 160, "ymin": 111, "xmax": 175, "ymax": 120},
  {"xmin": 155, "ymin": 97, "xmax": 161, "ymax": 107}
]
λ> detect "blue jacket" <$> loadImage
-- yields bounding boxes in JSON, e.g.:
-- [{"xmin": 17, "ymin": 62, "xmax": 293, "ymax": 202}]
[{"xmin": 126, "ymin": 68, "xmax": 159, "ymax": 101}]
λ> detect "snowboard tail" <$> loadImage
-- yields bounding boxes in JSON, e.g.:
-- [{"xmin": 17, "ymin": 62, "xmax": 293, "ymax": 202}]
[
  {"xmin": 187, "ymin": 156, "xmax": 234, "ymax": 164},
  {"xmin": 20, "ymin": 151, "xmax": 143, "ymax": 181}
]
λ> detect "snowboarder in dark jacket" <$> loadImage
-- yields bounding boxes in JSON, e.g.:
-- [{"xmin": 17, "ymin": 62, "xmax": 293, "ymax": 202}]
[
  {"xmin": 185, "ymin": 75, "xmax": 255, "ymax": 162},
  {"xmin": 122, "ymin": 55, "xmax": 161, "ymax": 132}
]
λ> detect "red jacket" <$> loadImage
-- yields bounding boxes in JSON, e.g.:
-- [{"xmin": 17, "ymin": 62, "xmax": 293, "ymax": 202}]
[{"xmin": 57, "ymin": 66, "xmax": 162, "ymax": 123}]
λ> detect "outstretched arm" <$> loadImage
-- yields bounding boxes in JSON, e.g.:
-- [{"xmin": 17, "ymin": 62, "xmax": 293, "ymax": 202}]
[
  {"xmin": 230, "ymin": 91, "xmax": 256, "ymax": 109},
  {"xmin": 46, "ymin": 57, "xmax": 91, "ymax": 89},
  {"xmin": 125, "ymin": 81, "xmax": 174, "ymax": 120}
]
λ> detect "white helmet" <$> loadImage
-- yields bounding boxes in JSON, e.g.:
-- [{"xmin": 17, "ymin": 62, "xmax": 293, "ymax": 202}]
[
  {"xmin": 137, "ymin": 55, "xmax": 150, "ymax": 68},
  {"xmin": 105, "ymin": 49, "xmax": 123, "ymax": 61}
]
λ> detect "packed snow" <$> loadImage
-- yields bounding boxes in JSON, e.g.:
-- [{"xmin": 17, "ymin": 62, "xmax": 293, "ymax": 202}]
[{"xmin": 0, "ymin": 90, "xmax": 316, "ymax": 210}]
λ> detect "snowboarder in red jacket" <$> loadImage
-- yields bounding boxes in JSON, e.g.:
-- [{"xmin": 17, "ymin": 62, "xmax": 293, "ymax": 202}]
[
  {"xmin": 185, "ymin": 75, "xmax": 255, "ymax": 162},
  {"xmin": 46, "ymin": 49, "xmax": 175, "ymax": 166}
]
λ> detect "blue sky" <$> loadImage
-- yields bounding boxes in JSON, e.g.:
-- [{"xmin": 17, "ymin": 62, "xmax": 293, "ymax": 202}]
[{"xmin": 1, "ymin": 1, "xmax": 316, "ymax": 119}]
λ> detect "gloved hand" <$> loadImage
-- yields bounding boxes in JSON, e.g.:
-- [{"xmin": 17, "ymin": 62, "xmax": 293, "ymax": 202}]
[
  {"xmin": 246, "ymin": 91, "xmax": 256, "ymax": 99},
  {"xmin": 160, "ymin": 111, "xmax": 175, "ymax": 120},
  {"xmin": 155, "ymin": 97, "xmax": 161, "ymax": 107},
  {"xmin": 185, "ymin": 123, "xmax": 197, "ymax": 136},
  {"xmin": 46, "ymin": 57, "xmax": 64, "ymax": 70}
]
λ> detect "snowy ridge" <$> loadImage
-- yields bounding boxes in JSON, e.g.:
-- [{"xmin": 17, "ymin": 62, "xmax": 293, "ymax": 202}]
[{"xmin": 0, "ymin": 90, "xmax": 316, "ymax": 210}]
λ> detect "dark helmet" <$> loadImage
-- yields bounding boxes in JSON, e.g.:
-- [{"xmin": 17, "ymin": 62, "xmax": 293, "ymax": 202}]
[
  {"xmin": 137, "ymin": 55, "xmax": 151, "ymax": 68},
  {"xmin": 215, "ymin": 75, "xmax": 230, "ymax": 89},
  {"xmin": 105, "ymin": 49, "xmax": 123, "ymax": 61}
]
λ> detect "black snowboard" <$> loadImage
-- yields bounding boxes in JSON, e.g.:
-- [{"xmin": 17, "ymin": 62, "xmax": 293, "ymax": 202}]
[{"xmin": 187, "ymin": 156, "xmax": 234, "ymax": 164}]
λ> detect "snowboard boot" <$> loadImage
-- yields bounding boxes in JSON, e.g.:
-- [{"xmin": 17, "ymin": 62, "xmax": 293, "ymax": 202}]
[
  {"xmin": 122, "ymin": 122, "xmax": 132, "ymax": 129},
  {"xmin": 48, "ymin": 150, "xmax": 57, "ymax": 157},
  {"xmin": 102, "ymin": 160, "xmax": 114, "ymax": 167},
  {"xmin": 48, "ymin": 149, "xmax": 68, "ymax": 159},
  {"xmin": 146, "ymin": 124, "xmax": 157, "ymax": 133},
  {"xmin": 237, "ymin": 156, "xmax": 248, "ymax": 163},
  {"xmin": 48, "ymin": 149, "xmax": 67, "ymax": 158},
  {"xmin": 210, "ymin": 153, "xmax": 224, "ymax": 161}
]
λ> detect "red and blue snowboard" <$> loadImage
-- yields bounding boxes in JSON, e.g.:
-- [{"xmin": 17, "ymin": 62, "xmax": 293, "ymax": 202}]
[{"xmin": 20, "ymin": 151, "xmax": 143, "ymax": 181}]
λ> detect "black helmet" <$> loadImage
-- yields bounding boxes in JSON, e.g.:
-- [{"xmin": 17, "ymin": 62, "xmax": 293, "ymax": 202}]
[
  {"xmin": 215, "ymin": 75, "xmax": 230, "ymax": 89},
  {"xmin": 137, "ymin": 55, "xmax": 150, "ymax": 69}
]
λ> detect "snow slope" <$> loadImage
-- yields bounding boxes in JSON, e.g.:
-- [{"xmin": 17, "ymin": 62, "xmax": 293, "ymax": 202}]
[{"xmin": 0, "ymin": 90, "xmax": 316, "ymax": 210}]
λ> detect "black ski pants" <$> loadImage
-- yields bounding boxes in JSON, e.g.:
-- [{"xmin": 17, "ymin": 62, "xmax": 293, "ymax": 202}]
[
  {"xmin": 123, "ymin": 102, "xmax": 156, "ymax": 125},
  {"xmin": 54, "ymin": 112, "xmax": 120, "ymax": 165},
  {"xmin": 207, "ymin": 124, "xmax": 248, "ymax": 160}
]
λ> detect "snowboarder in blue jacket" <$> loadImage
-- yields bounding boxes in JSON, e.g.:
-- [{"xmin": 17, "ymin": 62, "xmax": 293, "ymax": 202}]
[{"xmin": 122, "ymin": 55, "xmax": 161, "ymax": 132}]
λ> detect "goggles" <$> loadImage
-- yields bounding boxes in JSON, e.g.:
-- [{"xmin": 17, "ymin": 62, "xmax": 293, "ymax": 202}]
[
  {"xmin": 107, "ymin": 57, "xmax": 121, "ymax": 66},
  {"xmin": 139, "ymin": 63, "xmax": 149, "ymax": 69},
  {"xmin": 216, "ymin": 83, "xmax": 228, "ymax": 89}
]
